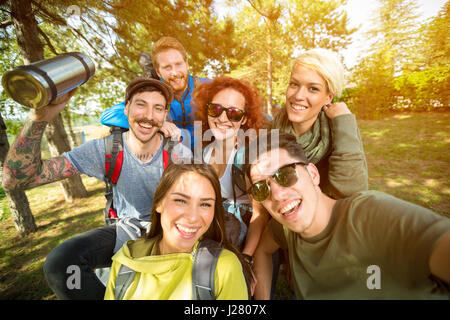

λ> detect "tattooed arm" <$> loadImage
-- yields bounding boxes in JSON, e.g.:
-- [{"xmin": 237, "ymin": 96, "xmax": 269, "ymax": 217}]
[
  {"xmin": 2, "ymin": 119, "xmax": 79, "ymax": 190},
  {"xmin": 2, "ymin": 88, "xmax": 79, "ymax": 190}
]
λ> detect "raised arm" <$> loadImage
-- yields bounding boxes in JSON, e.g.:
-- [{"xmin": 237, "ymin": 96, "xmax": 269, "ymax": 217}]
[
  {"xmin": 2, "ymin": 89, "xmax": 79, "ymax": 190},
  {"xmin": 324, "ymin": 102, "xmax": 369, "ymax": 199}
]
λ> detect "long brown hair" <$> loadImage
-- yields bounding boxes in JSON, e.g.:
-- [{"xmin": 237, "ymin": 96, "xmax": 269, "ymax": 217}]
[
  {"xmin": 146, "ymin": 163, "xmax": 253, "ymax": 297},
  {"xmin": 147, "ymin": 163, "xmax": 225, "ymax": 242}
]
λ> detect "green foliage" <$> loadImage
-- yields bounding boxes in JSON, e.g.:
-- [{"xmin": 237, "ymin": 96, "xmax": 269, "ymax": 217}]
[
  {"xmin": 227, "ymin": 0, "xmax": 355, "ymax": 114},
  {"xmin": 0, "ymin": 186, "xmax": 5, "ymax": 201},
  {"xmin": 1, "ymin": 0, "xmax": 448, "ymax": 122},
  {"xmin": 347, "ymin": 0, "xmax": 449, "ymax": 118},
  {"xmin": 4, "ymin": 119, "xmax": 24, "ymax": 140}
]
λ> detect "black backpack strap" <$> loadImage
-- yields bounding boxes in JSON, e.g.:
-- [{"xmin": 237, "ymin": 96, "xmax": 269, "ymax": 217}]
[
  {"xmin": 192, "ymin": 239, "xmax": 223, "ymax": 300},
  {"xmin": 114, "ymin": 264, "xmax": 136, "ymax": 300}
]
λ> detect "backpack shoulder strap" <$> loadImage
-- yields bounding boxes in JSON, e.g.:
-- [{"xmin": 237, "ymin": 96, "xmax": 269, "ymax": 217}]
[
  {"xmin": 103, "ymin": 127, "xmax": 125, "ymax": 224},
  {"xmin": 114, "ymin": 264, "xmax": 136, "ymax": 300},
  {"xmin": 231, "ymin": 136, "xmax": 250, "ymax": 203},
  {"xmin": 192, "ymin": 239, "xmax": 223, "ymax": 300}
]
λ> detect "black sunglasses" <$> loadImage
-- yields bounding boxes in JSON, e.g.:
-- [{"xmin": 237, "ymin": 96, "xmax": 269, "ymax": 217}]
[
  {"xmin": 206, "ymin": 103, "xmax": 246, "ymax": 122},
  {"xmin": 249, "ymin": 162, "xmax": 306, "ymax": 202}
]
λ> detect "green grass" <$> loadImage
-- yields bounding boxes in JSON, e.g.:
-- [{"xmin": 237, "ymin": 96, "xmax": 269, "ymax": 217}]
[
  {"xmin": 0, "ymin": 112, "xmax": 449, "ymax": 300},
  {"xmin": 0, "ymin": 176, "xmax": 105, "ymax": 299},
  {"xmin": 358, "ymin": 112, "xmax": 450, "ymax": 216}
]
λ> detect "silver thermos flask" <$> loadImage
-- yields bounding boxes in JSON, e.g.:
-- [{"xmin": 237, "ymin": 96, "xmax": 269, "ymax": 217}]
[{"xmin": 2, "ymin": 52, "xmax": 95, "ymax": 109}]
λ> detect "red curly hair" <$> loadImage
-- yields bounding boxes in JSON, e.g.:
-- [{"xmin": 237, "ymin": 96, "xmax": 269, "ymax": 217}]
[{"xmin": 193, "ymin": 76, "xmax": 264, "ymax": 146}]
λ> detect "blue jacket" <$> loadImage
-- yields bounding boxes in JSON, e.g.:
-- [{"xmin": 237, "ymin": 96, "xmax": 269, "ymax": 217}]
[{"xmin": 100, "ymin": 74, "xmax": 209, "ymax": 150}]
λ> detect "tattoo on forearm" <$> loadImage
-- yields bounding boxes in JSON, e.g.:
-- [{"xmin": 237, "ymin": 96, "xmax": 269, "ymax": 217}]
[
  {"xmin": 43, "ymin": 157, "xmax": 79, "ymax": 181},
  {"xmin": 4, "ymin": 120, "xmax": 78, "ymax": 188},
  {"xmin": 5, "ymin": 120, "xmax": 46, "ymax": 179}
]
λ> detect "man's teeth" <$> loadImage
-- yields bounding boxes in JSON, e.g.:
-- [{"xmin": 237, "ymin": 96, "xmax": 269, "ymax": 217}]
[
  {"xmin": 176, "ymin": 224, "xmax": 199, "ymax": 234},
  {"xmin": 291, "ymin": 105, "xmax": 307, "ymax": 110},
  {"xmin": 280, "ymin": 200, "xmax": 301, "ymax": 215},
  {"xmin": 139, "ymin": 122, "xmax": 153, "ymax": 129}
]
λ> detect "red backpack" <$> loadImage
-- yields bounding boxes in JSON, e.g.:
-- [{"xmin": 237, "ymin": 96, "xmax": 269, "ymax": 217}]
[{"xmin": 103, "ymin": 126, "xmax": 175, "ymax": 225}]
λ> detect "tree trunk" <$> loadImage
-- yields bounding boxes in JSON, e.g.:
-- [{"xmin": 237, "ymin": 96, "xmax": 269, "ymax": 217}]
[
  {"xmin": 0, "ymin": 114, "xmax": 37, "ymax": 236},
  {"xmin": 45, "ymin": 114, "xmax": 88, "ymax": 201},
  {"xmin": 63, "ymin": 109, "xmax": 79, "ymax": 148},
  {"xmin": 5, "ymin": 190, "xmax": 37, "ymax": 236},
  {"xmin": 10, "ymin": 0, "xmax": 88, "ymax": 202}
]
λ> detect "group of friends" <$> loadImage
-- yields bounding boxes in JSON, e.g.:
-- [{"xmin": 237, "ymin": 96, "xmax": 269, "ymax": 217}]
[{"xmin": 3, "ymin": 36, "xmax": 450, "ymax": 300}]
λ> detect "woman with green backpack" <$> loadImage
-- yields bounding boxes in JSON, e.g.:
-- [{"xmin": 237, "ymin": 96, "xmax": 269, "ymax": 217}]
[{"xmin": 104, "ymin": 163, "xmax": 251, "ymax": 299}]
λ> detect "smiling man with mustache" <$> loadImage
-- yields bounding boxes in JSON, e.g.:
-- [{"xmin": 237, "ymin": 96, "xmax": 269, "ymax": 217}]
[{"xmin": 2, "ymin": 77, "xmax": 192, "ymax": 300}]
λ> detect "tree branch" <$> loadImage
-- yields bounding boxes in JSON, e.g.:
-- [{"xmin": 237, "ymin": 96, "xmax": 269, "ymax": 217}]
[
  {"xmin": 246, "ymin": 0, "xmax": 269, "ymax": 18},
  {"xmin": 31, "ymin": 0, "xmax": 66, "ymax": 25},
  {"xmin": 0, "ymin": 19, "xmax": 12, "ymax": 28},
  {"xmin": 30, "ymin": 0, "xmax": 130, "ymax": 74},
  {"xmin": 70, "ymin": 25, "xmax": 130, "ymax": 74},
  {"xmin": 38, "ymin": 26, "xmax": 58, "ymax": 55}
]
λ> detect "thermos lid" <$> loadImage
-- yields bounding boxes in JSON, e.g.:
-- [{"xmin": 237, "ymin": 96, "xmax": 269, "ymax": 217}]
[
  {"xmin": 2, "ymin": 52, "xmax": 95, "ymax": 109},
  {"xmin": 2, "ymin": 68, "xmax": 49, "ymax": 109}
]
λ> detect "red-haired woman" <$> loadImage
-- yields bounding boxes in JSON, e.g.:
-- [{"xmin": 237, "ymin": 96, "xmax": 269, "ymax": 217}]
[{"xmin": 193, "ymin": 76, "xmax": 267, "ymax": 266}]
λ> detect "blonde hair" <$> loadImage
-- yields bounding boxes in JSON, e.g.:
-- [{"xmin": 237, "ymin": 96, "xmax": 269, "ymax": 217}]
[
  {"xmin": 293, "ymin": 48, "xmax": 344, "ymax": 97},
  {"xmin": 151, "ymin": 36, "xmax": 188, "ymax": 69}
]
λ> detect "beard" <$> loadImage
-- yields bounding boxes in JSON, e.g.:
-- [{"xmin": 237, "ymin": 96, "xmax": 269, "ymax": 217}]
[
  {"xmin": 129, "ymin": 118, "xmax": 164, "ymax": 144},
  {"xmin": 168, "ymin": 74, "xmax": 188, "ymax": 93}
]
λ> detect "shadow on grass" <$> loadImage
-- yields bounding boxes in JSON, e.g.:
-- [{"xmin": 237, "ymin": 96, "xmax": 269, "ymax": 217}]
[
  {"xmin": 0, "ymin": 207, "xmax": 104, "ymax": 300},
  {"xmin": 32, "ymin": 185, "xmax": 106, "ymax": 222}
]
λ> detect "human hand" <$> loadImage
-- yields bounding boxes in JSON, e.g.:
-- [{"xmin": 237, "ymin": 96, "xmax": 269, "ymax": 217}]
[
  {"xmin": 160, "ymin": 121, "xmax": 181, "ymax": 141},
  {"xmin": 322, "ymin": 101, "xmax": 351, "ymax": 119},
  {"xmin": 29, "ymin": 87, "xmax": 78, "ymax": 122}
]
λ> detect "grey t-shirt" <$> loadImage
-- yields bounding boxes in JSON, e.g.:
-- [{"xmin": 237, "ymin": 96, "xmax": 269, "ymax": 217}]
[{"xmin": 64, "ymin": 132, "xmax": 167, "ymax": 220}]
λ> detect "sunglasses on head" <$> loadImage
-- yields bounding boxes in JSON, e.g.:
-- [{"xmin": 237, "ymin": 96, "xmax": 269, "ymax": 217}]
[
  {"xmin": 207, "ymin": 103, "xmax": 246, "ymax": 122},
  {"xmin": 249, "ymin": 162, "xmax": 306, "ymax": 202}
]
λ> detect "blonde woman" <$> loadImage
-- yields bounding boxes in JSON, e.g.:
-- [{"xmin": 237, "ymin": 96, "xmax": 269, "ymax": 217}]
[{"xmin": 273, "ymin": 48, "xmax": 368, "ymax": 199}]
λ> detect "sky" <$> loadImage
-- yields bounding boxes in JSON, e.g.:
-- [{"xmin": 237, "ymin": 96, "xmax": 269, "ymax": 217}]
[{"xmin": 214, "ymin": 0, "xmax": 446, "ymax": 68}]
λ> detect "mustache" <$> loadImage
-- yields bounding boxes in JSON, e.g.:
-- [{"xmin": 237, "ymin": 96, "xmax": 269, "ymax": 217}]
[
  {"xmin": 169, "ymin": 75, "xmax": 186, "ymax": 81},
  {"xmin": 136, "ymin": 118, "xmax": 162, "ymax": 127}
]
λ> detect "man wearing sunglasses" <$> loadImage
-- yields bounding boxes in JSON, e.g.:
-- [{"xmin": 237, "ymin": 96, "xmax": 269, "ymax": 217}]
[{"xmin": 247, "ymin": 132, "xmax": 450, "ymax": 299}]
